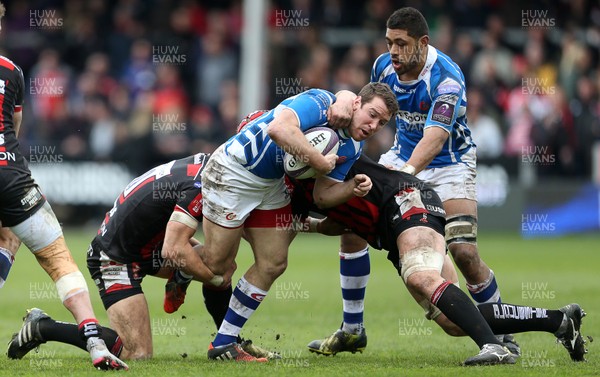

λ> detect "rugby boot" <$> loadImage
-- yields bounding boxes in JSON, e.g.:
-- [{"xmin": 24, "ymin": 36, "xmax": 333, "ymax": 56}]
[
  {"xmin": 7, "ymin": 308, "xmax": 48, "ymax": 359},
  {"xmin": 240, "ymin": 338, "xmax": 281, "ymax": 360},
  {"xmin": 307, "ymin": 328, "xmax": 367, "ymax": 356},
  {"xmin": 463, "ymin": 343, "xmax": 517, "ymax": 366},
  {"xmin": 208, "ymin": 342, "xmax": 268, "ymax": 362},
  {"xmin": 164, "ymin": 271, "xmax": 191, "ymax": 313},
  {"xmin": 555, "ymin": 303, "xmax": 587, "ymax": 361}
]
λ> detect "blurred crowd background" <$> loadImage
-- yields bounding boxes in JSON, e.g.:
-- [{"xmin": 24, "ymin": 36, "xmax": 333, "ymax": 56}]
[{"xmin": 1, "ymin": 0, "xmax": 599, "ymax": 180}]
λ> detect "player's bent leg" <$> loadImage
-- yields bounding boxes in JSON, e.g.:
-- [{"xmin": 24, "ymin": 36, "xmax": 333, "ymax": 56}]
[
  {"xmin": 201, "ymin": 217, "xmax": 243, "ymax": 276},
  {"xmin": 243, "ymin": 227, "xmax": 290, "ymax": 290},
  {"xmin": 208, "ymin": 223, "xmax": 289, "ymax": 362},
  {"xmin": 398, "ymin": 227, "xmax": 515, "ymax": 365},
  {"xmin": 107, "ymin": 294, "xmax": 153, "ymax": 360}
]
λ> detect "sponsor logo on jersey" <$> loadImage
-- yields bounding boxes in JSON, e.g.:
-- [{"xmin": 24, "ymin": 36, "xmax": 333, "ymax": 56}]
[
  {"xmin": 188, "ymin": 194, "xmax": 203, "ymax": 217},
  {"xmin": 20, "ymin": 186, "xmax": 43, "ymax": 211},
  {"xmin": 431, "ymin": 94, "xmax": 459, "ymax": 126},
  {"xmin": 0, "ymin": 134, "xmax": 4, "ymax": 145},
  {"xmin": 393, "ymin": 84, "xmax": 417, "ymax": 94},
  {"xmin": 0, "ymin": 79, "xmax": 5, "ymax": 94},
  {"xmin": 437, "ymin": 78, "xmax": 461, "ymax": 95}
]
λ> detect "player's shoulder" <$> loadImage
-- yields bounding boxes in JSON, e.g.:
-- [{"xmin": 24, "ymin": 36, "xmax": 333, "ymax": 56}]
[
  {"xmin": 0, "ymin": 55, "xmax": 22, "ymax": 72},
  {"xmin": 430, "ymin": 47, "xmax": 465, "ymax": 93},
  {"xmin": 283, "ymin": 88, "xmax": 336, "ymax": 108},
  {"xmin": 372, "ymin": 53, "xmax": 395, "ymax": 82}
]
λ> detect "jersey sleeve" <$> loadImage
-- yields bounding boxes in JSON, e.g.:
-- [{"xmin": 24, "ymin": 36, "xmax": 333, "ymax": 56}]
[
  {"xmin": 370, "ymin": 53, "xmax": 388, "ymax": 83},
  {"xmin": 425, "ymin": 76, "xmax": 464, "ymax": 133},
  {"xmin": 284, "ymin": 89, "xmax": 335, "ymax": 131},
  {"xmin": 326, "ymin": 139, "xmax": 363, "ymax": 181},
  {"xmin": 14, "ymin": 65, "xmax": 24, "ymax": 112},
  {"xmin": 173, "ymin": 186, "xmax": 203, "ymax": 227}
]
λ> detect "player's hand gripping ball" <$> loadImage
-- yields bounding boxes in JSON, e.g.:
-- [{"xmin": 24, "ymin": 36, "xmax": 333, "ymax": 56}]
[{"xmin": 283, "ymin": 127, "xmax": 339, "ymax": 179}]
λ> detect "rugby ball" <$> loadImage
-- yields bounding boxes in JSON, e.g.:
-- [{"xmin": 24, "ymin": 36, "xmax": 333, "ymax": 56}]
[{"xmin": 283, "ymin": 127, "xmax": 340, "ymax": 179}]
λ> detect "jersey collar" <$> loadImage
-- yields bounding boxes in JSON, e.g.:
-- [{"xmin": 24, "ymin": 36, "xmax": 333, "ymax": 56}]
[{"xmin": 396, "ymin": 45, "xmax": 437, "ymax": 85}]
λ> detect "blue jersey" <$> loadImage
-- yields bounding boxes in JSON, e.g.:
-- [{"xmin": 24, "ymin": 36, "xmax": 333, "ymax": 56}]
[
  {"xmin": 225, "ymin": 89, "xmax": 362, "ymax": 181},
  {"xmin": 371, "ymin": 45, "xmax": 474, "ymax": 167}
]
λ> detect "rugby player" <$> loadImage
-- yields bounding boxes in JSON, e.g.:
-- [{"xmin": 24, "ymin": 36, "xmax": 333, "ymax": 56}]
[
  {"xmin": 314, "ymin": 6, "xmax": 515, "ymax": 354},
  {"xmin": 7, "ymin": 152, "xmax": 277, "ymax": 361},
  {"xmin": 201, "ymin": 83, "xmax": 398, "ymax": 362},
  {"xmin": 291, "ymin": 155, "xmax": 587, "ymax": 364},
  {"xmin": 0, "ymin": 2, "xmax": 127, "ymax": 370}
]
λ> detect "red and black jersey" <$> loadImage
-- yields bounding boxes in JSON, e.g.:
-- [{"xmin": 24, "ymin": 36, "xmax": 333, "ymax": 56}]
[
  {"xmin": 289, "ymin": 154, "xmax": 446, "ymax": 253},
  {"xmin": 91, "ymin": 153, "xmax": 208, "ymax": 265},
  {"xmin": 0, "ymin": 55, "xmax": 26, "ymax": 170}
]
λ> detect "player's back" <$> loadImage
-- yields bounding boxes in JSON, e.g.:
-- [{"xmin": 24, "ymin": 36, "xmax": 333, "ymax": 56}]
[
  {"xmin": 0, "ymin": 55, "xmax": 26, "ymax": 170},
  {"xmin": 94, "ymin": 153, "xmax": 207, "ymax": 264},
  {"xmin": 371, "ymin": 47, "xmax": 474, "ymax": 168}
]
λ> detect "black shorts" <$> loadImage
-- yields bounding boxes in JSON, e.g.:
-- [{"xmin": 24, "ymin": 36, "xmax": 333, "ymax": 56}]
[
  {"xmin": 0, "ymin": 167, "xmax": 46, "ymax": 227},
  {"xmin": 87, "ymin": 240, "xmax": 162, "ymax": 310},
  {"xmin": 381, "ymin": 186, "xmax": 446, "ymax": 275}
]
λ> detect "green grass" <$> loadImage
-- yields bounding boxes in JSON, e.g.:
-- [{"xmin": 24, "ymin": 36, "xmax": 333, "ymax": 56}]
[{"xmin": 1, "ymin": 230, "xmax": 598, "ymax": 376}]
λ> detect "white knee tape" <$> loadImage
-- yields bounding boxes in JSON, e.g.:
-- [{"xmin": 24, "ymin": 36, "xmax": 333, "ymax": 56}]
[
  {"xmin": 400, "ymin": 247, "xmax": 444, "ymax": 283},
  {"xmin": 55, "ymin": 271, "xmax": 89, "ymax": 302}
]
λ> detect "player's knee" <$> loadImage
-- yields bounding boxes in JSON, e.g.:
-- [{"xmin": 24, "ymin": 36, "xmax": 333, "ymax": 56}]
[
  {"xmin": 259, "ymin": 258, "xmax": 288, "ymax": 280},
  {"xmin": 0, "ymin": 228, "xmax": 21, "ymax": 253},
  {"xmin": 400, "ymin": 247, "xmax": 444, "ymax": 284},
  {"xmin": 448, "ymin": 243, "xmax": 480, "ymax": 272}
]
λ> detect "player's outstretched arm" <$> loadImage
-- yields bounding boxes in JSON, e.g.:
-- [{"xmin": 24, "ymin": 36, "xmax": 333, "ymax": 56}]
[
  {"xmin": 162, "ymin": 219, "xmax": 223, "ymax": 286},
  {"xmin": 403, "ymin": 127, "xmax": 449, "ymax": 174},
  {"xmin": 313, "ymin": 174, "xmax": 372, "ymax": 209}
]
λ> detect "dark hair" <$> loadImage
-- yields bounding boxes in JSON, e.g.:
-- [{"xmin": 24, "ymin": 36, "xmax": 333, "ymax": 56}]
[
  {"xmin": 386, "ymin": 7, "xmax": 429, "ymax": 38},
  {"xmin": 358, "ymin": 82, "xmax": 399, "ymax": 116}
]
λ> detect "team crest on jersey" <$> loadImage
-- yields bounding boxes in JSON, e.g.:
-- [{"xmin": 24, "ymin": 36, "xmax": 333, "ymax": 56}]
[{"xmin": 0, "ymin": 79, "xmax": 5, "ymax": 94}]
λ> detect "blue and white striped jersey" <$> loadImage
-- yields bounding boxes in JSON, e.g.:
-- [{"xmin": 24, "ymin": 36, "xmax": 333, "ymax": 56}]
[
  {"xmin": 225, "ymin": 89, "xmax": 362, "ymax": 181},
  {"xmin": 371, "ymin": 45, "xmax": 475, "ymax": 167}
]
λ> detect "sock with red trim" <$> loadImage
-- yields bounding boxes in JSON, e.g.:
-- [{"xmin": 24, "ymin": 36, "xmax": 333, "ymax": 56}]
[
  {"xmin": 36, "ymin": 318, "xmax": 123, "ymax": 356},
  {"xmin": 431, "ymin": 282, "xmax": 501, "ymax": 348}
]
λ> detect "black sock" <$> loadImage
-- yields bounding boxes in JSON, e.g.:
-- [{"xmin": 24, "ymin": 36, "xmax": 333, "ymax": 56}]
[
  {"xmin": 432, "ymin": 282, "xmax": 500, "ymax": 348},
  {"xmin": 38, "ymin": 319, "xmax": 123, "ymax": 357},
  {"xmin": 478, "ymin": 303, "xmax": 564, "ymax": 334},
  {"xmin": 202, "ymin": 284, "xmax": 233, "ymax": 330}
]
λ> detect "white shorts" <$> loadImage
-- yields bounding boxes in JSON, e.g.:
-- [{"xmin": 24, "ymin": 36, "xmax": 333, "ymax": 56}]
[
  {"xmin": 379, "ymin": 149, "xmax": 477, "ymax": 203},
  {"xmin": 201, "ymin": 147, "xmax": 290, "ymax": 228}
]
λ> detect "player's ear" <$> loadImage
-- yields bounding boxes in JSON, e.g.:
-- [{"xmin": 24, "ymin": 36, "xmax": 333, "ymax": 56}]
[
  {"xmin": 353, "ymin": 95, "xmax": 362, "ymax": 111},
  {"xmin": 419, "ymin": 35, "xmax": 429, "ymax": 48}
]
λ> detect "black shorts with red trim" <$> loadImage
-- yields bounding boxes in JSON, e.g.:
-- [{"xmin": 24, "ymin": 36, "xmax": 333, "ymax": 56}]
[
  {"xmin": 380, "ymin": 187, "xmax": 446, "ymax": 274},
  {"xmin": 0, "ymin": 167, "xmax": 46, "ymax": 227},
  {"xmin": 87, "ymin": 239, "xmax": 162, "ymax": 310}
]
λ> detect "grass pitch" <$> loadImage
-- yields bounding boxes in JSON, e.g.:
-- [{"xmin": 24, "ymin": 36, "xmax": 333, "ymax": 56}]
[{"xmin": 0, "ymin": 229, "xmax": 598, "ymax": 377}]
